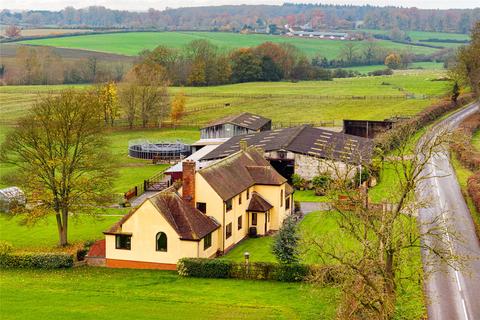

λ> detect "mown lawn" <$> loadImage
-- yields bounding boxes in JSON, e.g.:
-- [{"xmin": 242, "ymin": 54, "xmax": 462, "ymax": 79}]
[
  {"xmin": 0, "ymin": 267, "xmax": 339, "ymax": 320},
  {"xmin": 223, "ymin": 211, "xmax": 426, "ymax": 319},
  {"xmin": 0, "ymin": 212, "xmax": 125, "ymax": 250},
  {"xmin": 293, "ymin": 190, "xmax": 329, "ymax": 202},
  {"xmin": 19, "ymin": 31, "xmax": 438, "ymax": 58}
]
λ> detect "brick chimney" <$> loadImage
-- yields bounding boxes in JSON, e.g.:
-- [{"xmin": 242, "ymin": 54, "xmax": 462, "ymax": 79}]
[
  {"xmin": 182, "ymin": 160, "xmax": 195, "ymax": 208},
  {"xmin": 239, "ymin": 139, "xmax": 248, "ymax": 151}
]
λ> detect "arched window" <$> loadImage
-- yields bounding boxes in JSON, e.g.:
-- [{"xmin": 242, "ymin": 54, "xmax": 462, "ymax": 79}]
[{"xmin": 156, "ymin": 232, "xmax": 167, "ymax": 252}]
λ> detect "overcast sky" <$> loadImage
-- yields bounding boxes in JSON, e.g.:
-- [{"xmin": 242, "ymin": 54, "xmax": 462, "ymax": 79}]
[{"xmin": 2, "ymin": 0, "xmax": 479, "ymax": 11}]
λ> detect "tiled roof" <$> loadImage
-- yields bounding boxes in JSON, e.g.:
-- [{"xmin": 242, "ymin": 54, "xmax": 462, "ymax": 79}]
[
  {"xmin": 202, "ymin": 113, "xmax": 271, "ymax": 131},
  {"xmin": 150, "ymin": 192, "xmax": 220, "ymax": 240},
  {"xmin": 285, "ymin": 183, "xmax": 294, "ymax": 196},
  {"xmin": 105, "ymin": 191, "xmax": 219, "ymax": 241},
  {"xmin": 86, "ymin": 239, "xmax": 106, "ymax": 258},
  {"xmin": 199, "ymin": 147, "xmax": 287, "ymax": 201},
  {"xmin": 247, "ymin": 192, "xmax": 273, "ymax": 212},
  {"xmin": 201, "ymin": 125, "xmax": 372, "ymax": 163}
]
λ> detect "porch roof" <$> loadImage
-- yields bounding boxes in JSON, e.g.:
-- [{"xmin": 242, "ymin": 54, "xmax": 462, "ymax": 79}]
[{"xmin": 247, "ymin": 192, "xmax": 273, "ymax": 212}]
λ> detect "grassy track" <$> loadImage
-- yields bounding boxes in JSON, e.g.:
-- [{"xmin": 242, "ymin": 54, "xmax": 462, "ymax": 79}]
[
  {"xmin": 19, "ymin": 31, "xmax": 439, "ymax": 58},
  {"xmin": 0, "ymin": 267, "xmax": 339, "ymax": 320}
]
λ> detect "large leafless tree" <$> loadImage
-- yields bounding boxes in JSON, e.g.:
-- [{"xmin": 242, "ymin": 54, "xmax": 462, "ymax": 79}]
[{"xmin": 0, "ymin": 90, "xmax": 116, "ymax": 246}]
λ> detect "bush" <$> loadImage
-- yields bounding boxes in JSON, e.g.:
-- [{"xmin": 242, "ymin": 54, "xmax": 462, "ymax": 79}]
[
  {"xmin": 312, "ymin": 175, "xmax": 332, "ymax": 195},
  {"xmin": 0, "ymin": 252, "xmax": 74, "ymax": 269},
  {"xmin": 353, "ymin": 169, "xmax": 370, "ymax": 187},
  {"xmin": 177, "ymin": 258, "xmax": 233, "ymax": 278},
  {"xmin": 276, "ymin": 264, "xmax": 309, "ymax": 282},
  {"xmin": 272, "ymin": 216, "xmax": 300, "ymax": 264},
  {"xmin": 368, "ymin": 69, "xmax": 393, "ymax": 76},
  {"xmin": 0, "ymin": 241, "xmax": 13, "ymax": 256},
  {"xmin": 291, "ymin": 174, "xmax": 307, "ymax": 190}
]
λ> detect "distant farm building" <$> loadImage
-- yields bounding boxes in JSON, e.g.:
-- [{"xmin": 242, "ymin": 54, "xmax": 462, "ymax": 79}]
[
  {"xmin": 201, "ymin": 125, "xmax": 372, "ymax": 181},
  {"xmin": 200, "ymin": 113, "xmax": 272, "ymax": 140},
  {"xmin": 0, "ymin": 187, "xmax": 26, "ymax": 213},
  {"xmin": 286, "ymin": 27, "xmax": 349, "ymax": 39},
  {"xmin": 343, "ymin": 119, "xmax": 395, "ymax": 139}
]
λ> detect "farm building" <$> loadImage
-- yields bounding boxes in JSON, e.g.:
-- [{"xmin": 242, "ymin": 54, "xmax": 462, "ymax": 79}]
[
  {"xmin": 343, "ymin": 119, "xmax": 395, "ymax": 139},
  {"xmin": 0, "ymin": 187, "xmax": 26, "ymax": 213},
  {"xmin": 200, "ymin": 125, "xmax": 373, "ymax": 181},
  {"xmin": 200, "ymin": 113, "xmax": 271, "ymax": 140}
]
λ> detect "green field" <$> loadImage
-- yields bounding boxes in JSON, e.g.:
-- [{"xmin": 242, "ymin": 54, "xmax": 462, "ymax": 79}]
[
  {"xmin": 359, "ymin": 29, "xmax": 470, "ymax": 42},
  {"xmin": 0, "ymin": 267, "xmax": 339, "ymax": 320},
  {"xmin": 223, "ymin": 211, "xmax": 425, "ymax": 319},
  {"xmin": 19, "ymin": 31, "xmax": 440, "ymax": 59},
  {"xmin": 0, "ymin": 72, "xmax": 450, "ymax": 193},
  {"xmin": 0, "ymin": 72, "xmax": 449, "ymax": 123},
  {"xmin": 345, "ymin": 61, "xmax": 445, "ymax": 73}
]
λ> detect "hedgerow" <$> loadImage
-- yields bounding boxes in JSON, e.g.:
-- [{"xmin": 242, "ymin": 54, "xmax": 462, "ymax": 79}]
[
  {"xmin": 0, "ymin": 252, "xmax": 74, "ymax": 269},
  {"xmin": 177, "ymin": 258, "xmax": 342, "ymax": 283}
]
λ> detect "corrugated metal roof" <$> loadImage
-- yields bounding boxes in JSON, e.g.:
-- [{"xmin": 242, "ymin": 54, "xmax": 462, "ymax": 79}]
[
  {"xmin": 201, "ymin": 125, "xmax": 372, "ymax": 163},
  {"xmin": 202, "ymin": 112, "xmax": 271, "ymax": 131}
]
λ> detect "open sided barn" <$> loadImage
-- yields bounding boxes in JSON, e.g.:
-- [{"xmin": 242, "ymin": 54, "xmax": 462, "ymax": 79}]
[{"xmin": 200, "ymin": 113, "xmax": 271, "ymax": 139}]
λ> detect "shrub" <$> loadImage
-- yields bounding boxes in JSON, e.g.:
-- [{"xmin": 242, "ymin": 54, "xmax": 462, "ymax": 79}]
[
  {"xmin": 353, "ymin": 169, "xmax": 370, "ymax": 187},
  {"xmin": 0, "ymin": 252, "xmax": 73, "ymax": 269},
  {"xmin": 276, "ymin": 264, "xmax": 309, "ymax": 282},
  {"xmin": 368, "ymin": 69, "xmax": 393, "ymax": 76},
  {"xmin": 0, "ymin": 241, "xmax": 13, "ymax": 256},
  {"xmin": 272, "ymin": 216, "xmax": 300, "ymax": 264},
  {"xmin": 311, "ymin": 175, "xmax": 332, "ymax": 195},
  {"xmin": 291, "ymin": 174, "xmax": 307, "ymax": 190},
  {"xmin": 177, "ymin": 258, "xmax": 233, "ymax": 278}
]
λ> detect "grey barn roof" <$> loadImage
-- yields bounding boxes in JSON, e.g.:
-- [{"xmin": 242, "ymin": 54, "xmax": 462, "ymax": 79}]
[
  {"xmin": 202, "ymin": 113, "xmax": 271, "ymax": 131},
  {"xmin": 201, "ymin": 125, "xmax": 373, "ymax": 163}
]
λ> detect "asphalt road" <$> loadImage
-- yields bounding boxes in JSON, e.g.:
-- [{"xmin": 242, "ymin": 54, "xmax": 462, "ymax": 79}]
[{"xmin": 417, "ymin": 102, "xmax": 480, "ymax": 320}]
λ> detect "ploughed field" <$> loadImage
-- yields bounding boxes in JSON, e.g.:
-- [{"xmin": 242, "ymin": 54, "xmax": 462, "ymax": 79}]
[{"xmin": 18, "ymin": 31, "xmax": 442, "ymax": 58}]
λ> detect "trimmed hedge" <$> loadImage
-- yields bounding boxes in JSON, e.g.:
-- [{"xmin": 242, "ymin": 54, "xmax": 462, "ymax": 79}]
[
  {"xmin": 177, "ymin": 258, "xmax": 233, "ymax": 278},
  {"xmin": 0, "ymin": 252, "xmax": 74, "ymax": 269},
  {"xmin": 177, "ymin": 258, "xmax": 341, "ymax": 283}
]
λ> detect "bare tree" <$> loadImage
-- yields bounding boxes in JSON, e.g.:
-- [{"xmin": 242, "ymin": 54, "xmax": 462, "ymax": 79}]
[
  {"xmin": 0, "ymin": 90, "xmax": 116, "ymax": 246},
  {"xmin": 128, "ymin": 62, "xmax": 170, "ymax": 128},
  {"xmin": 339, "ymin": 43, "xmax": 358, "ymax": 66},
  {"xmin": 303, "ymin": 126, "xmax": 465, "ymax": 319},
  {"xmin": 119, "ymin": 81, "xmax": 138, "ymax": 129}
]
